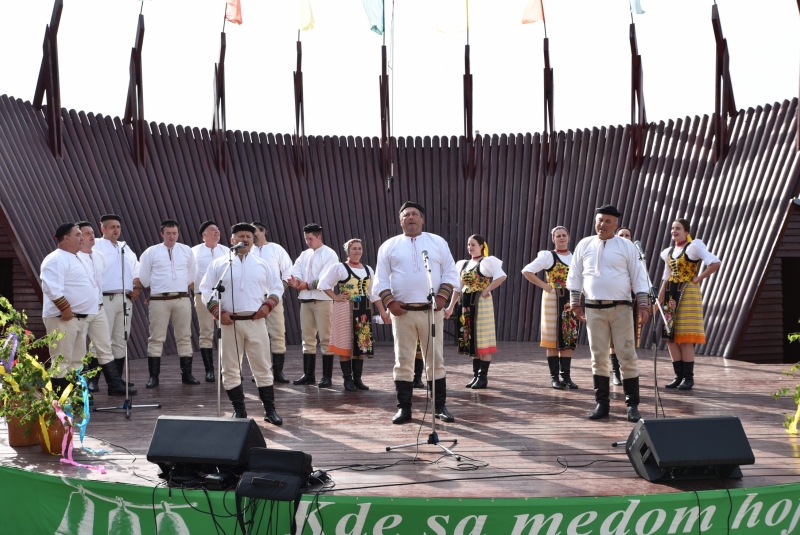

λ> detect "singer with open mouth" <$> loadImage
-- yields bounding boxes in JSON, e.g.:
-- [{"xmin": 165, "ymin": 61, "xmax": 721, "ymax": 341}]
[{"xmin": 374, "ymin": 201, "xmax": 460, "ymax": 425}]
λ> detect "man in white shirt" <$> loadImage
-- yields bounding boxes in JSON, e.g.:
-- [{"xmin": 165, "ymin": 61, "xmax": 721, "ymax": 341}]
[
  {"xmin": 287, "ymin": 223, "xmax": 339, "ymax": 388},
  {"xmin": 191, "ymin": 220, "xmax": 229, "ymax": 382},
  {"xmin": 374, "ymin": 202, "xmax": 460, "ymax": 424},
  {"xmin": 566, "ymin": 205, "xmax": 650, "ymax": 422},
  {"xmin": 93, "ymin": 214, "xmax": 140, "ymax": 391},
  {"xmin": 40, "ymin": 223, "xmax": 95, "ymax": 390},
  {"xmin": 252, "ymin": 221, "xmax": 292, "ymax": 383},
  {"xmin": 200, "ymin": 223, "xmax": 284, "ymax": 424},
  {"xmin": 76, "ymin": 221, "xmax": 136, "ymax": 396},
  {"xmin": 135, "ymin": 219, "xmax": 198, "ymax": 388}
]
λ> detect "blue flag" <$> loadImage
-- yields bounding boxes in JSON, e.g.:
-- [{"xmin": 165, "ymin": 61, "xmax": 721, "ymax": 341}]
[{"xmin": 363, "ymin": 0, "xmax": 385, "ymax": 35}]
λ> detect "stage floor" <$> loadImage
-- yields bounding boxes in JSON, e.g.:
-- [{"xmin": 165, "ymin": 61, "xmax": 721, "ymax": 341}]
[{"xmin": 1, "ymin": 343, "xmax": 798, "ymax": 499}]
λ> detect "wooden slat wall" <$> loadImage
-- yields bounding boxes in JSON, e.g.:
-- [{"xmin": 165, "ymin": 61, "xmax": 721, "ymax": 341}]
[
  {"xmin": 0, "ymin": 94, "xmax": 798, "ymax": 359},
  {"xmin": 0, "ymin": 221, "xmax": 44, "ymax": 336}
]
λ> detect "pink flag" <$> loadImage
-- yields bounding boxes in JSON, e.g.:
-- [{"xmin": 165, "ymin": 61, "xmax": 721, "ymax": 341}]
[
  {"xmin": 521, "ymin": 0, "xmax": 544, "ymax": 24},
  {"xmin": 226, "ymin": 0, "xmax": 243, "ymax": 25}
]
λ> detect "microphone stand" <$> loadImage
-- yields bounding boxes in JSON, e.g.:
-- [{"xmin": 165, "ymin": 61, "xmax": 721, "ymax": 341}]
[
  {"xmin": 95, "ymin": 242, "xmax": 162, "ymax": 418},
  {"xmin": 386, "ymin": 251, "xmax": 460, "ymax": 461},
  {"xmin": 634, "ymin": 243, "xmax": 671, "ymax": 418},
  {"xmin": 212, "ymin": 249, "xmax": 236, "ymax": 417}
]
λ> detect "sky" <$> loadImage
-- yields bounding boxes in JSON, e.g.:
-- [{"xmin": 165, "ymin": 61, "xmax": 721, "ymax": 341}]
[{"xmin": 0, "ymin": 0, "xmax": 798, "ymax": 139}]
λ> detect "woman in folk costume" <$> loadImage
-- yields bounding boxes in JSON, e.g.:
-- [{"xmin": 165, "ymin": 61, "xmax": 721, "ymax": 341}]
[
  {"xmin": 658, "ymin": 218, "xmax": 721, "ymax": 391},
  {"xmin": 522, "ymin": 226, "xmax": 580, "ymax": 389},
  {"xmin": 608, "ymin": 226, "xmax": 637, "ymax": 386},
  {"xmin": 319, "ymin": 239, "xmax": 389, "ymax": 392},
  {"xmin": 445, "ymin": 235, "xmax": 507, "ymax": 389}
]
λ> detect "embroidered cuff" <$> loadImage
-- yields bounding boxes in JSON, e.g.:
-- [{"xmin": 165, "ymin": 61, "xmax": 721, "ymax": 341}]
[
  {"xmin": 53, "ymin": 297, "xmax": 70, "ymax": 312},
  {"xmin": 207, "ymin": 300, "xmax": 219, "ymax": 317},
  {"xmin": 263, "ymin": 295, "xmax": 279, "ymax": 314},
  {"xmin": 569, "ymin": 291, "xmax": 582, "ymax": 309},
  {"xmin": 309, "ymin": 280, "xmax": 319, "ymax": 291},
  {"xmin": 436, "ymin": 284, "xmax": 454, "ymax": 301},
  {"xmin": 635, "ymin": 292, "xmax": 649, "ymax": 310},
  {"xmin": 379, "ymin": 289, "xmax": 395, "ymax": 308}
]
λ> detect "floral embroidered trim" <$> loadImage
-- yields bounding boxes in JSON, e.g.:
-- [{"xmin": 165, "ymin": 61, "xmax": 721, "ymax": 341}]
[
  {"xmin": 207, "ymin": 300, "xmax": 220, "ymax": 317},
  {"xmin": 379, "ymin": 289, "xmax": 395, "ymax": 308},
  {"xmin": 570, "ymin": 290, "xmax": 582, "ymax": 309},
  {"xmin": 436, "ymin": 283, "xmax": 454, "ymax": 301},
  {"xmin": 635, "ymin": 292, "xmax": 649, "ymax": 310},
  {"xmin": 355, "ymin": 314, "xmax": 373, "ymax": 353},
  {"xmin": 263, "ymin": 294, "xmax": 279, "ymax": 313}
]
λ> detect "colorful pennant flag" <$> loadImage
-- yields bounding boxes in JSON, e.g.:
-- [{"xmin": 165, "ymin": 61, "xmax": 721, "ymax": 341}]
[
  {"xmin": 226, "ymin": 0, "xmax": 242, "ymax": 25},
  {"xmin": 299, "ymin": 0, "xmax": 315, "ymax": 31},
  {"xmin": 434, "ymin": 0, "xmax": 468, "ymax": 33},
  {"xmin": 362, "ymin": 0, "xmax": 385, "ymax": 35},
  {"xmin": 522, "ymin": 0, "xmax": 544, "ymax": 24},
  {"xmin": 629, "ymin": 0, "xmax": 645, "ymax": 15}
]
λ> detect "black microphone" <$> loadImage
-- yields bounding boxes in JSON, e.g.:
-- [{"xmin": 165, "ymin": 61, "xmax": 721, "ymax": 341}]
[
  {"xmin": 633, "ymin": 240, "xmax": 646, "ymax": 259},
  {"xmin": 421, "ymin": 249, "xmax": 429, "ymax": 264},
  {"xmin": 231, "ymin": 242, "xmax": 246, "ymax": 251}
]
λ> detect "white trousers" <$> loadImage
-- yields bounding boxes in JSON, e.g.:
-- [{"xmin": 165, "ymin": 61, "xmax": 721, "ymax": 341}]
[
  {"xmin": 85, "ymin": 308, "xmax": 114, "ymax": 365},
  {"xmin": 299, "ymin": 301, "xmax": 332, "ymax": 354},
  {"xmin": 43, "ymin": 316, "xmax": 89, "ymax": 377},
  {"xmin": 194, "ymin": 294, "xmax": 216, "ymax": 349},
  {"xmin": 102, "ymin": 294, "xmax": 131, "ymax": 359},
  {"xmin": 266, "ymin": 299, "xmax": 287, "ymax": 354},
  {"xmin": 221, "ymin": 318, "xmax": 273, "ymax": 389},
  {"xmin": 391, "ymin": 310, "xmax": 446, "ymax": 382},
  {"xmin": 586, "ymin": 305, "xmax": 639, "ymax": 379},
  {"xmin": 147, "ymin": 297, "xmax": 193, "ymax": 357}
]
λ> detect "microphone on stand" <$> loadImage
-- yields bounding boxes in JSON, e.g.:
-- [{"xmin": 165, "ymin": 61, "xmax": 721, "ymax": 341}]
[
  {"xmin": 633, "ymin": 240, "xmax": 646, "ymax": 260},
  {"xmin": 231, "ymin": 242, "xmax": 246, "ymax": 251},
  {"xmin": 421, "ymin": 249, "xmax": 430, "ymax": 269}
]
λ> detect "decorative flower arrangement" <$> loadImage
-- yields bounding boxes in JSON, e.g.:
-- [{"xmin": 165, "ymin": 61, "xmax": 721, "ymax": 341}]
[
  {"xmin": 354, "ymin": 314, "xmax": 373, "ymax": 353},
  {"xmin": 0, "ymin": 296, "xmax": 98, "ymax": 447}
]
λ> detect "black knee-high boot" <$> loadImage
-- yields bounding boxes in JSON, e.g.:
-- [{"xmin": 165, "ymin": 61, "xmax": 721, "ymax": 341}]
[
  {"xmin": 610, "ymin": 353, "xmax": 622, "ymax": 386},
  {"xmin": 340, "ymin": 360, "xmax": 357, "ymax": 391},
  {"xmin": 547, "ymin": 356, "xmax": 564, "ymax": 389},
  {"xmin": 559, "ymin": 357, "xmax": 578, "ymax": 389},
  {"xmin": 413, "ymin": 358, "xmax": 425, "ymax": 388},
  {"xmin": 258, "ymin": 385, "xmax": 283, "ymax": 425},
  {"xmin": 225, "ymin": 385, "xmax": 247, "ymax": 418},
  {"xmin": 146, "ymin": 357, "xmax": 160, "ymax": 388},
  {"xmin": 678, "ymin": 361, "xmax": 694, "ymax": 390},
  {"xmin": 588, "ymin": 375, "xmax": 610, "ymax": 420},
  {"xmin": 293, "ymin": 353, "xmax": 316, "ymax": 385},
  {"xmin": 318, "ymin": 355, "xmax": 334, "ymax": 388},
  {"xmin": 392, "ymin": 381, "xmax": 413, "ymax": 424},
  {"xmin": 352, "ymin": 358, "xmax": 369, "ymax": 390},
  {"xmin": 471, "ymin": 360, "xmax": 490, "ymax": 389},
  {"xmin": 665, "ymin": 361, "xmax": 683, "ymax": 389},
  {"xmin": 86, "ymin": 357, "xmax": 100, "ymax": 392},
  {"xmin": 465, "ymin": 358, "xmax": 480, "ymax": 388}
]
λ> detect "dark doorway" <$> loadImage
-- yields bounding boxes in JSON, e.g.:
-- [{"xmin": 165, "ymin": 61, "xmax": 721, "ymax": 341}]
[
  {"xmin": 783, "ymin": 258, "xmax": 800, "ymax": 364},
  {"xmin": 0, "ymin": 258, "xmax": 12, "ymax": 303}
]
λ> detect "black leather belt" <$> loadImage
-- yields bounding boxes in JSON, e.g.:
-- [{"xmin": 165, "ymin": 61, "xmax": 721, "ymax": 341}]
[
  {"xmin": 230, "ymin": 313, "xmax": 256, "ymax": 321},
  {"xmin": 584, "ymin": 300, "xmax": 632, "ymax": 309},
  {"xmin": 299, "ymin": 299, "xmax": 320, "ymax": 303},
  {"xmin": 58, "ymin": 314, "xmax": 88, "ymax": 319},
  {"xmin": 402, "ymin": 303, "xmax": 431, "ymax": 312},
  {"xmin": 150, "ymin": 292, "xmax": 190, "ymax": 301}
]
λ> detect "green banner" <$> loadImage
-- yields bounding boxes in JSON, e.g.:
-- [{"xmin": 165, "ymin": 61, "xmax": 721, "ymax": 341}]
[{"xmin": 2, "ymin": 466, "xmax": 799, "ymax": 534}]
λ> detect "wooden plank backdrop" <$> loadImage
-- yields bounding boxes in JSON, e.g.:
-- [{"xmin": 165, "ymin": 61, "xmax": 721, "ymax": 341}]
[{"xmin": 0, "ymin": 95, "xmax": 798, "ymax": 361}]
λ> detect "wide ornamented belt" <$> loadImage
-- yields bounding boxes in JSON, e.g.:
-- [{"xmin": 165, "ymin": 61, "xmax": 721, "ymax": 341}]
[{"xmin": 149, "ymin": 292, "xmax": 189, "ymax": 301}]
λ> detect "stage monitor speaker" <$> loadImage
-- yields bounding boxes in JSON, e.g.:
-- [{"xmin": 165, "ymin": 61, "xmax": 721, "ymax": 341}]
[
  {"xmin": 626, "ymin": 417, "xmax": 755, "ymax": 482},
  {"xmin": 147, "ymin": 415, "xmax": 266, "ymax": 473}
]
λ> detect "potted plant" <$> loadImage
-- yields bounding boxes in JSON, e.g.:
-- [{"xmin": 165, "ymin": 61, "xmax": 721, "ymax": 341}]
[{"xmin": 0, "ymin": 296, "xmax": 98, "ymax": 453}]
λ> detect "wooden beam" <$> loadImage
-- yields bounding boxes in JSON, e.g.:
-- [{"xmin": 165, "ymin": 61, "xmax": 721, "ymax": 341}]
[
  {"xmin": 32, "ymin": 0, "xmax": 63, "ymax": 158},
  {"xmin": 379, "ymin": 44, "xmax": 391, "ymax": 188},
  {"xmin": 212, "ymin": 32, "xmax": 227, "ymax": 175},
  {"xmin": 293, "ymin": 40, "xmax": 306, "ymax": 179},
  {"xmin": 629, "ymin": 23, "xmax": 647, "ymax": 169},
  {"xmin": 543, "ymin": 38, "xmax": 555, "ymax": 175},
  {"xmin": 463, "ymin": 44, "xmax": 474, "ymax": 179},
  {"xmin": 711, "ymin": 4, "xmax": 736, "ymax": 161},
  {"xmin": 123, "ymin": 15, "xmax": 146, "ymax": 167}
]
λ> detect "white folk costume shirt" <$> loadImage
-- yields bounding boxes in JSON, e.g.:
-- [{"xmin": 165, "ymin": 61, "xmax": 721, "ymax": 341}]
[
  {"xmin": 254, "ymin": 243, "xmax": 293, "ymax": 282},
  {"xmin": 94, "ymin": 238, "xmax": 140, "ymax": 293},
  {"xmin": 455, "ymin": 256, "xmax": 506, "ymax": 290},
  {"xmin": 138, "ymin": 243, "xmax": 196, "ymax": 294},
  {"xmin": 522, "ymin": 250, "xmax": 572, "ymax": 275},
  {"xmin": 77, "ymin": 250, "xmax": 106, "ymax": 306},
  {"xmin": 318, "ymin": 264, "xmax": 380, "ymax": 302},
  {"xmin": 200, "ymin": 253, "xmax": 284, "ymax": 315},
  {"xmin": 192, "ymin": 243, "xmax": 230, "ymax": 289},
  {"xmin": 567, "ymin": 235, "xmax": 649, "ymax": 305},
  {"xmin": 660, "ymin": 239, "xmax": 720, "ymax": 281},
  {"xmin": 289, "ymin": 245, "xmax": 339, "ymax": 300},
  {"xmin": 374, "ymin": 233, "xmax": 460, "ymax": 305},
  {"xmin": 41, "ymin": 249, "xmax": 99, "ymax": 317}
]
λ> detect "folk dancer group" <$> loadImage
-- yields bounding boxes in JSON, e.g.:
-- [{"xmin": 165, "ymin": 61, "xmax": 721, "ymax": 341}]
[{"xmin": 39, "ymin": 202, "xmax": 719, "ymax": 425}]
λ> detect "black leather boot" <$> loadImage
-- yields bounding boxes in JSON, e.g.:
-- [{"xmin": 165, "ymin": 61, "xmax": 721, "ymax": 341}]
[
  {"xmin": 340, "ymin": 360, "xmax": 357, "ymax": 392},
  {"xmin": 465, "ymin": 358, "xmax": 480, "ymax": 388},
  {"xmin": 146, "ymin": 357, "xmax": 160, "ymax": 388},
  {"xmin": 272, "ymin": 353, "xmax": 289, "ymax": 383},
  {"xmin": 665, "ymin": 360, "xmax": 683, "ymax": 389},
  {"xmin": 471, "ymin": 360, "xmax": 490, "ymax": 389},
  {"xmin": 352, "ymin": 358, "xmax": 369, "ymax": 390},
  {"xmin": 318, "ymin": 355, "xmax": 334, "ymax": 388},
  {"xmin": 610, "ymin": 353, "xmax": 622, "ymax": 386},
  {"xmin": 86, "ymin": 357, "xmax": 100, "ymax": 392},
  {"xmin": 100, "ymin": 361, "xmax": 137, "ymax": 396},
  {"xmin": 114, "ymin": 358, "xmax": 134, "ymax": 387},
  {"xmin": 560, "ymin": 356, "xmax": 578, "ymax": 389},
  {"xmin": 547, "ymin": 356, "xmax": 565, "ymax": 389},
  {"xmin": 293, "ymin": 353, "xmax": 316, "ymax": 385},
  {"xmin": 588, "ymin": 375, "xmax": 610, "ymax": 420},
  {"xmin": 50, "ymin": 377, "xmax": 71, "ymax": 396},
  {"xmin": 433, "ymin": 377, "xmax": 455, "ymax": 422},
  {"xmin": 413, "ymin": 358, "xmax": 426, "ymax": 388},
  {"xmin": 225, "ymin": 385, "xmax": 247, "ymax": 418},
  {"xmin": 678, "ymin": 361, "xmax": 694, "ymax": 390},
  {"xmin": 258, "ymin": 385, "xmax": 283, "ymax": 425},
  {"xmin": 200, "ymin": 348, "xmax": 215, "ymax": 382},
  {"xmin": 392, "ymin": 380, "xmax": 413, "ymax": 424},
  {"xmin": 623, "ymin": 376, "xmax": 641, "ymax": 422},
  {"xmin": 179, "ymin": 357, "xmax": 201, "ymax": 385}
]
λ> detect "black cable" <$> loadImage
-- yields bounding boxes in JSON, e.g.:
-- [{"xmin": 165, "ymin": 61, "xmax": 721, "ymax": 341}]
[
  {"xmin": 689, "ymin": 487, "xmax": 702, "ymax": 535},
  {"xmin": 84, "ymin": 433, "xmax": 161, "ymax": 484},
  {"xmin": 718, "ymin": 476, "xmax": 733, "ymax": 535},
  {"xmin": 151, "ymin": 481, "xmax": 165, "ymax": 535}
]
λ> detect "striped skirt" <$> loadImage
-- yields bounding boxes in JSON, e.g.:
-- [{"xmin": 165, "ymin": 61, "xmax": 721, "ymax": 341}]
[
  {"xmin": 663, "ymin": 281, "xmax": 705, "ymax": 344},
  {"xmin": 456, "ymin": 292, "xmax": 497, "ymax": 356},
  {"xmin": 328, "ymin": 298, "xmax": 374, "ymax": 357},
  {"xmin": 540, "ymin": 288, "xmax": 578, "ymax": 350}
]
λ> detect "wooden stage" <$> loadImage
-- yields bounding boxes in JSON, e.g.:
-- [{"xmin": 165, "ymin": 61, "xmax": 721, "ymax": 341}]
[{"xmin": 1, "ymin": 342, "xmax": 798, "ymax": 499}]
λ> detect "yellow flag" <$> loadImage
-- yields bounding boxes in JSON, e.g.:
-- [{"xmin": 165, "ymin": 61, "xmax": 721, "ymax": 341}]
[
  {"xmin": 522, "ymin": 0, "xmax": 544, "ymax": 24},
  {"xmin": 299, "ymin": 0, "xmax": 315, "ymax": 31},
  {"xmin": 434, "ymin": 0, "xmax": 468, "ymax": 33}
]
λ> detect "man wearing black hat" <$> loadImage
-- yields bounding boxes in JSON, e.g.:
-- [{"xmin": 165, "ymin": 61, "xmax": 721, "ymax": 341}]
[
  {"xmin": 136, "ymin": 220, "xmax": 198, "ymax": 388},
  {"xmin": 251, "ymin": 221, "xmax": 293, "ymax": 383},
  {"xmin": 76, "ymin": 221, "xmax": 136, "ymax": 396},
  {"xmin": 566, "ymin": 204, "xmax": 650, "ymax": 422},
  {"xmin": 94, "ymin": 214, "xmax": 141, "ymax": 391},
  {"xmin": 200, "ymin": 223, "xmax": 284, "ymax": 424},
  {"xmin": 191, "ymin": 220, "xmax": 229, "ymax": 382},
  {"xmin": 287, "ymin": 223, "xmax": 339, "ymax": 388},
  {"xmin": 40, "ymin": 223, "xmax": 95, "ymax": 386},
  {"xmin": 374, "ymin": 201, "xmax": 460, "ymax": 424}
]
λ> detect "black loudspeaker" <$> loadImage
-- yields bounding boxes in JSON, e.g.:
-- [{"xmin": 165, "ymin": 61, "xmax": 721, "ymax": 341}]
[
  {"xmin": 626, "ymin": 417, "xmax": 755, "ymax": 482},
  {"xmin": 147, "ymin": 416, "xmax": 266, "ymax": 475},
  {"xmin": 248, "ymin": 448, "xmax": 313, "ymax": 479}
]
